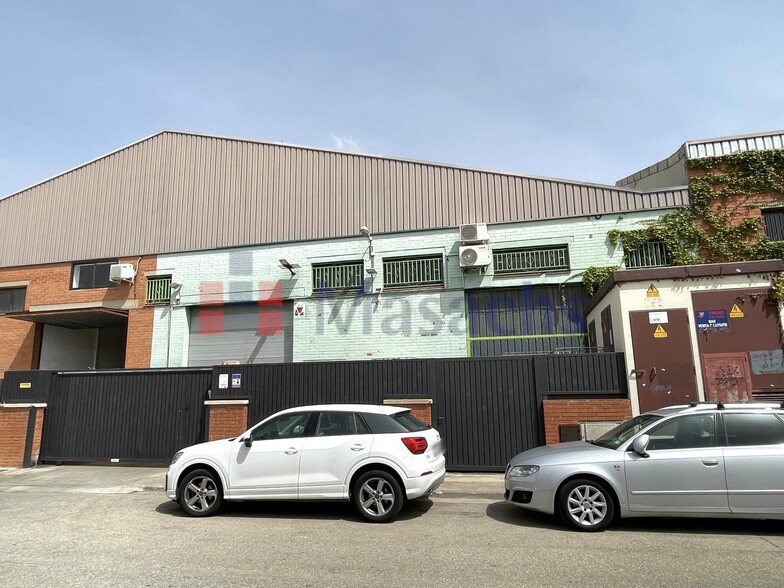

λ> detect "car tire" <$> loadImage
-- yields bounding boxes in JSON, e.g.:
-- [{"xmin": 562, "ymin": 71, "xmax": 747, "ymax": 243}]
[
  {"xmin": 557, "ymin": 478, "xmax": 615, "ymax": 532},
  {"xmin": 178, "ymin": 469, "xmax": 223, "ymax": 517},
  {"xmin": 352, "ymin": 470, "xmax": 404, "ymax": 523}
]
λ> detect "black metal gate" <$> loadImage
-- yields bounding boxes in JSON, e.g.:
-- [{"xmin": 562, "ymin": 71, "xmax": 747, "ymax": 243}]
[
  {"xmin": 32, "ymin": 369, "xmax": 210, "ymax": 463},
  {"xmin": 429, "ymin": 357, "xmax": 540, "ymax": 471}
]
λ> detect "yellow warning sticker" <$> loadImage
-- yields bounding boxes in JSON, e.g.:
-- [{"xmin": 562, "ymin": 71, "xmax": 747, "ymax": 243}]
[
  {"xmin": 646, "ymin": 284, "xmax": 660, "ymax": 298},
  {"xmin": 654, "ymin": 325, "xmax": 668, "ymax": 338},
  {"xmin": 729, "ymin": 304, "xmax": 744, "ymax": 318},
  {"xmin": 19, "ymin": 382, "xmax": 31, "ymax": 389}
]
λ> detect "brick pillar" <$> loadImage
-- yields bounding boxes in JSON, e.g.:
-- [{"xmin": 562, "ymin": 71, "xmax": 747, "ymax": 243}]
[
  {"xmin": 543, "ymin": 399, "xmax": 632, "ymax": 445},
  {"xmin": 0, "ymin": 403, "xmax": 46, "ymax": 468},
  {"xmin": 205, "ymin": 400, "xmax": 249, "ymax": 441},
  {"xmin": 383, "ymin": 398, "xmax": 433, "ymax": 426}
]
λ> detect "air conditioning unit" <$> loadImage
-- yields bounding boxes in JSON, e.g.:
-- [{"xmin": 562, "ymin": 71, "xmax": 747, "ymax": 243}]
[
  {"xmin": 459, "ymin": 223, "xmax": 489, "ymax": 244},
  {"xmin": 109, "ymin": 263, "xmax": 136, "ymax": 283},
  {"xmin": 579, "ymin": 421, "xmax": 621, "ymax": 442},
  {"xmin": 459, "ymin": 244, "xmax": 492, "ymax": 268}
]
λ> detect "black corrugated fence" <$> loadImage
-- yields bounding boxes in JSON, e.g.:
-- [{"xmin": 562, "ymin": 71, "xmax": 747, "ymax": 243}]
[
  {"xmin": 212, "ymin": 353, "xmax": 627, "ymax": 471},
  {"xmin": 1, "ymin": 353, "xmax": 626, "ymax": 470}
]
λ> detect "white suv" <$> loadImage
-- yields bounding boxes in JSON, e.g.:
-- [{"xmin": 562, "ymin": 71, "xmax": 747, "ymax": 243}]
[{"xmin": 166, "ymin": 404, "xmax": 446, "ymax": 523}]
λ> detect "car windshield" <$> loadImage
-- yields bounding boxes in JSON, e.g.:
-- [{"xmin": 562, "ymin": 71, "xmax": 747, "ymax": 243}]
[{"xmin": 592, "ymin": 414, "xmax": 662, "ymax": 449}]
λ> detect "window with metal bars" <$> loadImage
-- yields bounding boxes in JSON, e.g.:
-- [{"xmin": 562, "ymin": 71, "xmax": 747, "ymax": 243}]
[
  {"xmin": 312, "ymin": 261, "xmax": 364, "ymax": 294},
  {"xmin": 625, "ymin": 241, "xmax": 670, "ymax": 268},
  {"xmin": 493, "ymin": 245, "xmax": 569, "ymax": 275},
  {"xmin": 145, "ymin": 275, "xmax": 172, "ymax": 305},
  {"xmin": 762, "ymin": 208, "xmax": 784, "ymax": 241},
  {"xmin": 382, "ymin": 256, "xmax": 443, "ymax": 288}
]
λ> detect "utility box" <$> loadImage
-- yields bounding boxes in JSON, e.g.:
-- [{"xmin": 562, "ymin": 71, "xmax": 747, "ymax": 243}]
[{"xmin": 579, "ymin": 421, "xmax": 620, "ymax": 441}]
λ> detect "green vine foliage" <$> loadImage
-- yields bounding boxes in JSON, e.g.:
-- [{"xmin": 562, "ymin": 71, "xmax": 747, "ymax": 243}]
[
  {"xmin": 582, "ymin": 265, "xmax": 619, "ymax": 296},
  {"xmin": 586, "ymin": 150, "xmax": 784, "ymax": 298}
]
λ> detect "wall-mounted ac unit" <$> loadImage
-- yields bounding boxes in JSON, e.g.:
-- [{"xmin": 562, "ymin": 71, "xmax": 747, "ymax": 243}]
[
  {"xmin": 459, "ymin": 223, "xmax": 489, "ymax": 244},
  {"xmin": 459, "ymin": 244, "xmax": 492, "ymax": 268},
  {"xmin": 109, "ymin": 263, "xmax": 136, "ymax": 283}
]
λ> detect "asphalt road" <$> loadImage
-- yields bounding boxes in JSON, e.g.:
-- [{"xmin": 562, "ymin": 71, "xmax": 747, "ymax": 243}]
[{"xmin": 1, "ymin": 466, "xmax": 782, "ymax": 587}]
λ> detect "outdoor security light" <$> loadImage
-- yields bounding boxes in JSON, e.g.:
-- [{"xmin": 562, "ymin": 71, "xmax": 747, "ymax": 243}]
[
  {"xmin": 279, "ymin": 259, "xmax": 300, "ymax": 277},
  {"xmin": 359, "ymin": 225, "xmax": 374, "ymax": 258},
  {"xmin": 365, "ymin": 267, "xmax": 377, "ymax": 276}
]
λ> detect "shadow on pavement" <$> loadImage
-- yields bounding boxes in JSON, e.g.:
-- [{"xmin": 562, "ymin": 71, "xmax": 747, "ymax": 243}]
[
  {"xmin": 487, "ymin": 500, "xmax": 784, "ymax": 536},
  {"xmin": 486, "ymin": 501, "xmax": 568, "ymax": 532},
  {"xmin": 156, "ymin": 496, "xmax": 433, "ymax": 523},
  {"xmin": 611, "ymin": 516, "xmax": 784, "ymax": 536}
]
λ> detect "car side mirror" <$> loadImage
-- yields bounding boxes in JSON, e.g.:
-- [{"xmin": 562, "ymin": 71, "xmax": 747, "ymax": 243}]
[
  {"xmin": 243, "ymin": 436, "xmax": 253, "ymax": 448},
  {"xmin": 632, "ymin": 434, "xmax": 650, "ymax": 458}
]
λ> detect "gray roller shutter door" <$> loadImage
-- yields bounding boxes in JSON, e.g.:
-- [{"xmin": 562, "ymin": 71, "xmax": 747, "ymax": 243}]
[{"xmin": 188, "ymin": 303, "xmax": 293, "ymax": 366}]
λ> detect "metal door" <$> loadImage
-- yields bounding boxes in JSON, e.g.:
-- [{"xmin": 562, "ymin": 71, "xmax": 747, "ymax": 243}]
[
  {"xmin": 630, "ymin": 309, "xmax": 697, "ymax": 412},
  {"xmin": 701, "ymin": 353, "xmax": 753, "ymax": 403},
  {"xmin": 430, "ymin": 358, "xmax": 541, "ymax": 471}
]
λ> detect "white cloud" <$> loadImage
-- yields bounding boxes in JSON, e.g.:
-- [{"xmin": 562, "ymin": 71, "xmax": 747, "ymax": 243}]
[{"xmin": 330, "ymin": 134, "xmax": 364, "ymax": 153}]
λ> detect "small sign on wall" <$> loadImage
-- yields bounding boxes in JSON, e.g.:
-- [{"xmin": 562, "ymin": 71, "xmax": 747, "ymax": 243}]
[
  {"xmin": 231, "ymin": 374, "xmax": 242, "ymax": 389},
  {"xmin": 654, "ymin": 325, "xmax": 668, "ymax": 338},
  {"xmin": 218, "ymin": 374, "xmax": 229, "ymax": 389},
  {"xmin": 648, "ymin": 311, "xmax": 668, "ymax": 324},
  {"xmin": 19, "ymin": 382, "xmax": 31, "ymax": 389},
  {"xmin": 696, "ymin": 309, "xmax": 729, "ymax": 333}
]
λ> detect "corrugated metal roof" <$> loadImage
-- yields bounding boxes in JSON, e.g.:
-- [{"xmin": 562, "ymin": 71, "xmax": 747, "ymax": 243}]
[
  {"xmin": 686, "ymin": 130, "xmax": 784, "ymax": 159},
  {"xmin": 0, "ymin": 131, "xmax": 690, "ymax": 268},
  {"xmin": 618, "ymin": 130, "xmax": 784, "ymax": 189}
]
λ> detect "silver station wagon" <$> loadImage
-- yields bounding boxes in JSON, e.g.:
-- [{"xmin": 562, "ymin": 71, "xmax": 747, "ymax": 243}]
[{"xmin": 505, "ymin": 402, "xmax": 784, "ymax": 531}]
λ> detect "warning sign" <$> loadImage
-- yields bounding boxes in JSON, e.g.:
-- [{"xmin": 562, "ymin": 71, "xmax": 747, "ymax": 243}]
[
  {"xmin": 646, "ymin": 284, "xmax": 660, "ymax": 298},
  {"xmin": 729, "ymin": 304, "xmax": 744, "ymax": 318},
  {"xmin": 654, "ymin": 325, "xmax": 668, "ymax": 338}
]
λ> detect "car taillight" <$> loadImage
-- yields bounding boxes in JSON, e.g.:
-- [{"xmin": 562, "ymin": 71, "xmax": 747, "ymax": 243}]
[{"xmin": 402, "ymin": 437, "xmax": 428, "ymax": 454}]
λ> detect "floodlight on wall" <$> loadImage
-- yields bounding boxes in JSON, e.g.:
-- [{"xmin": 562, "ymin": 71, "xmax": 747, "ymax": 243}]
[
  {"xmin": 279, "ymin": 259, "xmax": 300, "ymax": 277},
  {"xmin": 359, "ymin": 225, "xmax": 374, "ymax": 258},
  {"xmin": 365, "ymin": 267, "xmax": 377, "ymax": 276}
]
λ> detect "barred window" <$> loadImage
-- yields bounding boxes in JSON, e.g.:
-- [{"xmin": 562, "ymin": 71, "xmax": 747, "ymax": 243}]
[
  {"xmin": 145, "ymin": 275, "xmax": 172, "ymax": 305},
  {"xmin": 493, "ymin": 245, "xmax": 569, "ymax": 275},
  {"xmin": 313, "ymin": 261, "xmax": 364, "ymax": 293},
  {"xmin": 762, "ymin": 208, "xmax": 784, "ymax": 241},
  {"xmin": 625, "ymin": 241, "xmax": 670, "ymax": 269},
  {"xmin": 383, "ymin": 256, "xmax": 443, "ymax": 288}
]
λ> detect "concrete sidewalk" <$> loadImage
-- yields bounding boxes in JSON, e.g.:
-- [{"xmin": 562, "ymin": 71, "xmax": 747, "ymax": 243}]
[{"xmin": 0, "ymin": 465, "xmax": 504, "ymax": 500}]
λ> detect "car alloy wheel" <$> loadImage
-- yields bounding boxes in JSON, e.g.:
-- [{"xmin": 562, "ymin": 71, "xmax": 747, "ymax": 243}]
[
  {"xmin": 179, "ymin": 469, "xmax": 222, "ymax": 517},
  {"xmin": 558, "ymin": 478, "xmax": 615, "ymax": 532},
  {"xmin": 352, "ymin": 470, "xmax": 404, "ymax": 523}
]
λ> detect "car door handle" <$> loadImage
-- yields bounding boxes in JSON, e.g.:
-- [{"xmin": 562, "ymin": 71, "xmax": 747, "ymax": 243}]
[
  {"xmin": 284, "ymin": 448, "xmax": 299, "ymax": 455},
  {"xmin": 702, "ymin": 459, "xmax": 719, "ymax": 466},
  {"xmin": 350, "ymin": 444, "xmax": 365, "ymax": 451}
]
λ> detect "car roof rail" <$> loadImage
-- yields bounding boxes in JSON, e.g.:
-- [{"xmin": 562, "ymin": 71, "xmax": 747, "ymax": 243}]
[{"xmin": 688, "ymin": 401, "xmax": 725, "ymax": 410}]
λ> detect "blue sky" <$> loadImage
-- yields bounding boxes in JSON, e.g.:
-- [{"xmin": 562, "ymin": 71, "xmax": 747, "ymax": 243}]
[{"xmin": 1, "ymin": 1, "xmax": 783, "ymax": 198}]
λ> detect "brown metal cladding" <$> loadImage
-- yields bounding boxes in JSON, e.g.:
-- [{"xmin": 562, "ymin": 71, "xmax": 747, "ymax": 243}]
[{"xmin": 0, "ymin": 131, "xmax": 690, "ymax": 268}]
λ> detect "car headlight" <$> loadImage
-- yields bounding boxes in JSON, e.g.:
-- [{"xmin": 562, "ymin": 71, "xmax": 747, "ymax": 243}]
[
  {"xmin": 508, "ymin": 464, "xmax": 539, "ymax": 477},
  {"xmin": 170, "ymin": 451, "xmax": 184, "ymax": 465}
]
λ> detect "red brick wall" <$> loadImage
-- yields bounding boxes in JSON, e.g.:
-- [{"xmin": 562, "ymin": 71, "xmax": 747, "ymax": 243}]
[
  {"xmin": 207, "ymin": 403, "xmax": 249, "ymax": 441},
  {"xmin": 0, "ymin": 256, "xmax": 157, "ymax": 377},
  {"xmin": 383, "ymin": 400, "xmax": 432, "ymax": 426},
  {"xmin": 125, "ymin": 306, "xmax": 155, "ymax": 369},
  {"xmin": 0, "ymin": 406, "xmax": 45, "ymax": 468},
  {"xmin": 543, "ymin": 399, "xmax": 632, "ymax": 445}
]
